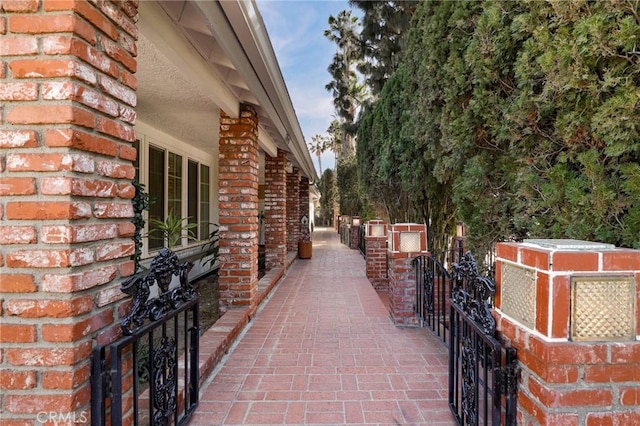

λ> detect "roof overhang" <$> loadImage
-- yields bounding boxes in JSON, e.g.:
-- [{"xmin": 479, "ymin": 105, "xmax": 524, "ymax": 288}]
[{"xmin": 137, "ymin": 0, "xmax": 317, "ymax": 182}]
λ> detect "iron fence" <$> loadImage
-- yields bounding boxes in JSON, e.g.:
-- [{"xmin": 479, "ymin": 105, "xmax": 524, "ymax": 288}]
[{"xmin": 448, "ymin": 252, "xmax": 518, "ymax": 425}]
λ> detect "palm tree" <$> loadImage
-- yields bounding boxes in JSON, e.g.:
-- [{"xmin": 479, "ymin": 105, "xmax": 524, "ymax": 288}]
[
  {"xmin": 309, "ymin": 134, "xmax": 327, "ymax": 174},
  {"xmin": 325, "ymin": 10, "xmax": 363, "ymax": 157}
]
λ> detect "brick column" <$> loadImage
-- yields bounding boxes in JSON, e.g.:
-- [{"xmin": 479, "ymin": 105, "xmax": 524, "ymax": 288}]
[
  {"xmin": 264, "ymin": 149, "xmax": 287, "ymax": 270},
  {"xmin": 349, "ymin": 217, "xmax": 361, "ymax": 249},
  {"xmin": 218, "ymin": 105, "xmax": 259, "ymax": 310},
  {"xmin": 0, "ymin": 1, "xmax": 138, "ymax": 423},
  {"xmin": 286, "ymin": 168, "xmax": 300, "ymax": 251},
  {"xmin": 495, "ymin": 240, "xmax": 640, "ymax": 425},
  {"xmin": 387, "ymin": 223, "xmax": 428, "ymax": 326},
  {"xmin": 366, "ymin": 220, "xmax": 388, "ymax": 291},
  {"xmin": 299, "ymin": 175, "xmax": 309, "ymax": 230}
]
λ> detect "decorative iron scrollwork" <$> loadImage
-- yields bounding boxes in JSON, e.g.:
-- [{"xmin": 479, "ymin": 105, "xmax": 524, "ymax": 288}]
[
  {"xmin": 152, "ymin": 336, "xmax": 178, "ymax": 426},
  {"xmin": 121, "ymin": 248, "xmax": 194, "ymax": 335},
  {"xmin": 461, "ymin": 335, "xmax": 477, "ymax": 425},
  {"xmin": 424, "ymin": 266, "xmax": 434, "ymax": 314},
  {"xmin": 451, "ymin": 252, "xmax": 496, "ymax": 336}
]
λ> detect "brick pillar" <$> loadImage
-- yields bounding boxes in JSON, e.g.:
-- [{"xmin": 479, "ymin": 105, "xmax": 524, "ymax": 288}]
[
  {"xmin": 218, "ymin": 105, "xmax": 259, "ymax": 310},
  {"xmin": 264, "ymin": 149, "xmax": 287, "ymax": 270},
  {"xmin": 494, "ymin": 240, "xmax": 640, "ymax": 425},
  {"xmin": 349, "ymin": 217, "xmax": 361, "ymax": 249},
  {"xmin": 299, "ymin": 175, "xmax": 309, "ymax": 230},
  {"xmin": 286, "ymin": 168, "xmax": 300, "ymax": 251},
  {"xmin": 0, "ymin": 1, "xmax": 138, "ymax": 423},
  {"xmin": 387, "ymin": 224, "xmax": 428, "ymax": 326},
  {"xmin": 366, "ymin": 220, "xmax": 388, "ymax": 290}
]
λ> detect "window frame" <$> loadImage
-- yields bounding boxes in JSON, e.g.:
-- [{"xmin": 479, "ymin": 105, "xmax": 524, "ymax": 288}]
[{"xmin": 134, "ymin": 129, "xmax": 215, "ymax": 259}]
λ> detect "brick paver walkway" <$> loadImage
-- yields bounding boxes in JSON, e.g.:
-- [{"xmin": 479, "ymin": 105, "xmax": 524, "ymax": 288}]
[{"xmin": 189, "ymin": 228, "xmax": 455, "ymax": 425}]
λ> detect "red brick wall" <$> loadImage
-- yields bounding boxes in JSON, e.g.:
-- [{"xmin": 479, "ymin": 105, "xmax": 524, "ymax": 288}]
[
  {"xmin": 0, "ymin": 0, "xmax": 138, "ymax": 422},
  {"xmin": 286, "ymin": 168, "xmax": 300, "ymax": 251},
  {"xmin": 217, "ymin": 105, "xmax": 259, "ymax": 310},
  {"xmin": 495, "ymin": 243, "xmax": 640, "ymax": 425},
  {"xmin": 264, "ymin": 149, "xmax": 287, "ymax": 270}
]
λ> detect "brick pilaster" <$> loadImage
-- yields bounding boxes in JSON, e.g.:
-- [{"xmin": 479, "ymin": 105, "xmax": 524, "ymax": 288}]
[
  {"xmin": 286, "ymin": 168, "xmax": 300, "ymax": 251},
  {"xmin": 387, "ymin": 224, "xmax": 428, "ymax": 326},
  {"xmin": 0, "ymin": 1, "xmax": 138, "ymax": 422},
  {"xmin": 495, "ymin": 242, "xmax": 640, "ymax": 425},
  {"xmin": 218, "ymin": 105, "xmax": 259, "ymax": 309},
  {"xmin": 264, "ymin": 149, "xmax": 287, "ymax": 270},
  {"xmin": 366, "ymin": 220, "xmax": 388, "ymax": 290}
]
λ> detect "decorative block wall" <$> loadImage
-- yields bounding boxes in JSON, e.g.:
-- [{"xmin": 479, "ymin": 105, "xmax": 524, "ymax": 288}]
[
  {"xmin": 0, "ymin": 1, "xmax": 139, "ymax": 423},
  {"xmin": 387, "ymin": 223, "xmax": 428, "ymax": 326},
  {"xmin": 217, "ymin": 105, "xmax": 259, "ymax": 309},
  {"xmin": 495, "ymin": 240, "xmax": 640, "ymax": 425},
  {"xmin": 366, "ymin": 220, "xmax": 388, "ymax": 291},
  {"xmin": 264, "ymin": 149, "xmax": 287, "ymax": 270}
]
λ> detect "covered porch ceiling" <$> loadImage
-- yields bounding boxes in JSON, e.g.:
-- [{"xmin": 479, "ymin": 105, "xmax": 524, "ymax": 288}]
[{"xmin": 136, "ymin": 0, "xmax": 317, "ymax": 182}]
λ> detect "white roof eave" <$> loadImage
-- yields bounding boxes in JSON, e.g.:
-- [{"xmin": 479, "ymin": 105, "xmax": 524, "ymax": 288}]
[{"xmin": 213, "ymin": 0, "xmax": 318, "ymax": 182}]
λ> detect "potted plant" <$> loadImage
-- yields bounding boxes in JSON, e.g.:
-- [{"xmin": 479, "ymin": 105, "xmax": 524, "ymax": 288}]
[{"xmin": 298, "ymin": 226, "xmax": 312, "ymax": 259}]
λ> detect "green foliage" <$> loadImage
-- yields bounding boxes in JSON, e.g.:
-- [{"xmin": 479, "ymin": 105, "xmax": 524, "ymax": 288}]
[
  {"xmin": 353, "ymin": 0, "xmax": 640, "ymax": 256},
  {"xmin": 148, "ymin": 212, "xmax": 198, "ymax": 249},
  {"xmin": 336, "ymin": 154, "xmax": 368, "ymax": 217},
  {"xmin": 349, "ymin": 0, "xmax": 416, "ymax": 95},
  {"xmin": 131, "ymin": 180, "xmax": 150, "ymax": 272},
  {"xmin": 318, "ymin": 168, "xmax": 338, "ymax": 226},
  {"xmin": 200, "ymin": 225, "xmax": 220, "ymax": 269}
]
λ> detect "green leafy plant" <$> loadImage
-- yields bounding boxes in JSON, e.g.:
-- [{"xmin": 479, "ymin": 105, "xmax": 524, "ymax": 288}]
[
  {"xmin": 200, "ymin": 225, "xmax": 220, "ymax": 269},
  {"xmin": 148, "ymin": 212, "xmax": 198, "ymax": 249},
  {"xmin": 131, "ymin": 180, "xmax": 150, "ymax": 272}
]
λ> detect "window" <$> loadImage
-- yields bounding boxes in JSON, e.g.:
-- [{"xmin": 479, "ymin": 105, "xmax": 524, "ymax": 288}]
[
  {"xmin": 167, "ymin": 152, "xmax": 182, "ymax": 220},
  {"xmin": 136, "ymin": 132, "xmax": 213, "ymax": 255},
  {"xmin": 200, "ymin": 164, "xmax": 210, "ymax": 240},
  {"xmin": 148, "ymin": 145, "xmax": 165, "ymax": 251}
]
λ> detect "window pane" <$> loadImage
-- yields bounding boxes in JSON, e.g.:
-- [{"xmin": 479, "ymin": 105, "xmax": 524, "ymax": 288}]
[
  {"xmin": 188, "ymin": 160, "xmax": 198, "ymax": 243},
  {"xmin": 168, "ymin": 152, "xmax": 183, "ymax": 246},
  {"xmin": 200, "ymin": 164, "xmax": 210, "ymax": 240},
  {"xmin": 148, "ymin": 146, "xmax": 165, "ymax": 250}
]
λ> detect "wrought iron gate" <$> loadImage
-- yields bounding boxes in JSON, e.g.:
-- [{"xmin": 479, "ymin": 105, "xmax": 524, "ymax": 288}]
[
  {"xmin": 413, "ymin": 255, "xmax": 452, "ymax": 344},
  {"xmin": 448, "ymin": 252, "xmax": 518, "ymax": 426},
  {"xmin": 91, "ymin": 249, "xmax": 200, "ymax": 426}
]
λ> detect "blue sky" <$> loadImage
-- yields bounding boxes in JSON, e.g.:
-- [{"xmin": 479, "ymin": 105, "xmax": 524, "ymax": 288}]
[{"xmin": 256, "ymin": 0, "xmax": 352, "ymax": 174}]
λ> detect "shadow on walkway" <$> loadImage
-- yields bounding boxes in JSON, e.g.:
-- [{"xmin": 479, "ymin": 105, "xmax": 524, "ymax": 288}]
[{"xmin": 189, "ymin": 228, "xmax": 455, "ymax": 425}]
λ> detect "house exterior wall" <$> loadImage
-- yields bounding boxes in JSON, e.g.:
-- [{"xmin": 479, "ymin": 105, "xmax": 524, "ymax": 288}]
[
  {"xmin": 0, "ymin": 0, "xmax": 139, "ymax": 422},
  {"xmin": 0, "ymin": 1, "xmax": 313, "ymax": 423}
]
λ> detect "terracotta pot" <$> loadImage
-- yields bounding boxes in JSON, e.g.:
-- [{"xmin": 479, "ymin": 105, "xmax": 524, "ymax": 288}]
[{"xmin": 298, "ymin": 241, "xmax": 312, "ymax": 259}]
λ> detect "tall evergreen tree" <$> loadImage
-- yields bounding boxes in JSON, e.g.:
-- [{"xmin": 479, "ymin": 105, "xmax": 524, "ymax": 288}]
[{"xmin": 349, "ymin": 0, "xmax": 416, "ymax": 95}]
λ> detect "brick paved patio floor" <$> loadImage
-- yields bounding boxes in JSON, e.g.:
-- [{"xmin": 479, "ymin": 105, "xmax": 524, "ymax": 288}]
[{"xmin": 189, "ymin": 228, "xmax": 455, "ymax": 425}]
